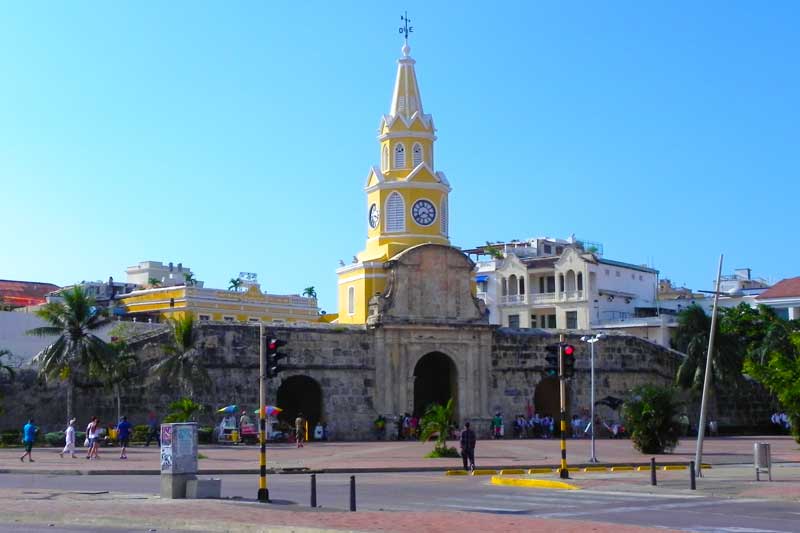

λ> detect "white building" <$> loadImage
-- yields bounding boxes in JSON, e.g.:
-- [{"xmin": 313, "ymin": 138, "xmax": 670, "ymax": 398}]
[
  {"xmin": 125, "ymin": 261, "xmax": 203, "ymax": 288},
  {"xmin": 471, "ymin": 237, "xmax": 660, "ymax": 338},
  {"xmin": 755, "ymin": 277, "xmax": 800, "ymax": 320}
]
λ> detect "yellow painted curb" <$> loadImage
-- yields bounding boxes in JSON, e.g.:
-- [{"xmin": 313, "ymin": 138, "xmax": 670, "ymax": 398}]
[
  {"xmin": 636, "ymin": 466, "xmax": 650, "ymax": 471},
  {"xmin": 611, "ymin": 466, "xmax": 635, "ymax": 472},
  {"xmin": 491, "ymin": 475, "xmax": 579, "ymax": 490},
  {"xmin": 528, "ymin": 468, "xmax": 555, "ymax": 474},
  {"xmin": 445, "ymin": 470, "xmax": 468, "ymax": 476},
  {"xmin": 702, "ymin": 464, "xmax": 712, "ymax": 469},
  {"xmin": 663, "ymin": 465, "xmax": 688, "ymax": 471},
  {"xmin": 583, "ymin": 466, "xmax": 608, "ymax": 472},
  {"xmin": 499, "ymin": 469, "xmax": 525, "ymax": 475},
  {"xmin": 471, "ymin": 469, "xmax": 497, "ymax": 476}
]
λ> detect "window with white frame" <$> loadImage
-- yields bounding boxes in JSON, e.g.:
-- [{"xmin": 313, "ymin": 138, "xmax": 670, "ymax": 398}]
[
  {"xmin": 440, "ymin": 198, "xmax": 448, "ymax": 236},
  {"xmin": 394, "ymin": 143, "xmax": 406, "ymax": 168},
  {"xmin": 347, "ymin": 286, "xmax": 355, "ymax": 315},
  {"xmin": 385, "ymin": 192, "xmax": 405, "ymax": 232},
  {"xmin": 198, "ymin": 314, "xmax": 210, "ymax": 321},
  {"xmin": 223, "ymin": 316, "xmax": 235, "ymax": 322},
  {"xmin": 382, "ymin": 145, "xmax": 389, "ymax": 171},
  {"xmin": 248, "ymin": 317, "xmax": 259, "ymax": 323},
  {"xmin": 412, "ymin": 143, "xmax": 423, "ymax": 166}
]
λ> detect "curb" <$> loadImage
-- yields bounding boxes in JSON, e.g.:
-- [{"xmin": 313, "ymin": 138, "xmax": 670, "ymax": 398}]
[{"xmin": 491, "ymin": 475, "xmax": 579, "ymax": 490}]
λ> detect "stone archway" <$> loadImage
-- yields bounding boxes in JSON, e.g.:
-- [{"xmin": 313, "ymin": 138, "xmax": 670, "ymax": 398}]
[
  {"xmin": 413, "ymin": 352, "xmax": 457, "ymax": 418},
  {"xmin": 276, "ymin": 375, "xmax": 323, "ymax": 433},
  {"xmin": 534, "ymin": 377, "xmax": 570, "ymax": 422}
]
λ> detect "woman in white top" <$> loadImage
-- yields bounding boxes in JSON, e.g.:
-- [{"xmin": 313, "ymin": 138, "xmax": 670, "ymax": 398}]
[
  {"xmin": 59, "ymin": 418, "xmax": 77, "ymax": 458},
  {"xmin": 86, "ymin": 416, "xmax": 100, "ymax": 459}
]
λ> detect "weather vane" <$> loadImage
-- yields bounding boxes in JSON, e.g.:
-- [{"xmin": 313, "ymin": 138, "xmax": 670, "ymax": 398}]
[{"xmin": 399, "ymin": 11, "xmax": 414, "ymax": 42}]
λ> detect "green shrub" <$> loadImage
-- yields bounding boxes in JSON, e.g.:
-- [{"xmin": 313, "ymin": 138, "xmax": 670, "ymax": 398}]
[
  {"xmin": 0, "ymin": 429, "xmax": 21, "ymax": 446},
  {"xmin": 45, "ymin": 432, "xmax": 65, "ymax": 447},
  {"xmin": 76, "ymin": 431, "xmax": 86, "ymax": 444},
  {"xmin": 198, "ymin": 426, "xmax": 214, "ymax": 444},
  {"xmin": 132, "ymin": 425, "xmax": 149, "ymax": 442},
  {"xmin": 622, "ymin": 384, "xmax": 682, "ymax": 454},
  {"xmin": 424, "ymin": 446, "xmax": 460, "ymax": 458}
]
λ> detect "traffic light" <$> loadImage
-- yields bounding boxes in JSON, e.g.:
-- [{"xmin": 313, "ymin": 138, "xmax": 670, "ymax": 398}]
[
  {"xmin": 562, "ymin": 343, "xmax": 576, "ymax": 378},
  {"xmin": 266, "ymin": 337, "xmax": 288, "ymax": 378},
  {"xmin": 544, "ymin": 344, "xmax": 559, "ymax": 377}
]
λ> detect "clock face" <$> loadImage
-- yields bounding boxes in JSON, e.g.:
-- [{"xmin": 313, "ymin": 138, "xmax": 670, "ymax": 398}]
[
  {"xmin": 368, "ymin": 203, "xmax": 380, "ymax": 229},
  {"xmin": 412, "ymin": 199, "xmax": 437, "ymax": 226}
]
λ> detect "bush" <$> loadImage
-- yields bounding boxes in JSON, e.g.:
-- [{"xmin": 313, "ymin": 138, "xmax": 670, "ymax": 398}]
[
  {"xmin": 425, "ymin": 446, "xmax": 460, "ymax": 458},
  {"xmin": 45, "ymin": 432, "xmax": 65, "ymax": 447},
  {"xmin": 132, "ymin": 425, "xmax": 149, "ymax": 442},
  {"xmin": 622, "ymin": 384, "xmax": 682, "ymax": 454},
  {"xmin": 198, "ymin": 426, "xmax": 214, "ymax": 444},
  {"xmin": 0, "ymin": 429, "xmax": 21, "ymax": 446}
]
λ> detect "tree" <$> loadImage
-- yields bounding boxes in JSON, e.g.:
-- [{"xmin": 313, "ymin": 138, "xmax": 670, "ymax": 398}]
[
  {"xmin": 228, "ymin": 278, "xmax": 243, "ymax": 292},
  {"xmin": 163, "ymin": 397, "xmax": 204, "ymax": 423},
  {"xmin": 0, "ymin": 349, "xmax": 16, "ymax": 415},
  {"xmin": 148, "ymin": 277, "xmax": 162, "ymax": 288},
  {"xmin": 27, "ymin": 286, "xmax": 111, "ymax": 420},
  {"xmin": 183, "ymin": 272, "xmax": 198, "ymax": 287},
  {"xmin": 622, "ymin": 384, "xmax": 682, "ymax": 454},
  {"xmin": 744, "ymin": 332, "xmax": 800, "ymax": 443},
  {"xmin": 105, "ymin": 339, "xmax": 139, "ymax": 422},
  {"xmin": 418, "ymin": 399, "xmax": 458, "ymax": 457},
  {"xmin": 150, "ymin": 314, "xmax": 210, "ymax": 398},
  {"xmin": 484, "ymin": 242, "xmax": 504, "ymax": 260},
  {"xmin": 302, "ymin": 286, "xmax": 317, "ymax": 299}
]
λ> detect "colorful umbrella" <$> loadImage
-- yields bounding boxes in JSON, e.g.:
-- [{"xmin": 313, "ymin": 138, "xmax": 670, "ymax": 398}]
[
  {"xmin": 217, "ymin": 404, "xmax": 238, "ymax": 414},
  {"xmin": 254, "ymin": 405, "xmax": 282, "ymax": 417}
]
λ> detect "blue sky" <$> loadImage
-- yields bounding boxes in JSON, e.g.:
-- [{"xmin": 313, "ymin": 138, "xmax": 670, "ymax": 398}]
[{"xmin": 2, "ymin": 1, "xmax": 798, "ymax": 313}]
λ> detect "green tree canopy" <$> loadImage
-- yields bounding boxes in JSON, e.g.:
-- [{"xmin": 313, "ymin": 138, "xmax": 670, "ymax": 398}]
[
  {"xmin": 150, "ymin": 314, "xmax": 210, "ymax": 398},
  {"xmin": 623, "ymin": 384, "xmax": 682, "ymax": 454}
]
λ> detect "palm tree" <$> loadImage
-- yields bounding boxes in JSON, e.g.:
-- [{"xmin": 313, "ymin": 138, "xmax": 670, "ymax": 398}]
[
  {"xmin": 151, "ymin": 314, "xmax": 210, "ymax": 398},
  {"xmin": 419, "ymin": 398, "xmax": 455, "ymax": 455},
  {"xmin": 163, "ymin": 398, "xmax": 204, "ymax": 423},
  {"xmin": 0, "ymin": 349, "xmax": 16, "ymax": 415},
  {"xmin": 27, "ymin": 286, "xmax": 111, "ymax": 420},
  {"xmin": 105, "ymin": 340, "xmax": 139, "ymax": 422},
  {"xmin": 302, "ymin": 286, "xmax": 317, "ymax": 299},
  {"xmin": 148, "ymin": 277, "xmax": 162, "ymax": 288},
  {"xmin": 183, "ymin": 272, "xmax": 197, "ymax": 287},
  {"xmin": 228, "ymin": 278, "xmax": 243, "ymax": 292}
]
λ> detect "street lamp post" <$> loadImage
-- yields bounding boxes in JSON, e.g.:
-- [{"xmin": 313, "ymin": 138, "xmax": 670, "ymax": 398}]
[{"xmin": 581, "ymin": 333, "xmax": 606, "ymax": 463}]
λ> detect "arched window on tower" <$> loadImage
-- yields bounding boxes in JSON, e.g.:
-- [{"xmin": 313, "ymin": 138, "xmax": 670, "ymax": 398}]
[
  {"xmin": 382, "ymin": 145, "xmax": 389, "ymax": 171},
  {"xmin": 440, "ymin": 198, "xmax": 448, "ymax": 236},
  {"xmin": 412, "ymin": 143, "xmax": 423, "ymax": 166},
  {"xmin": 347, "ymin": 286, "xmax": 355, "ymax": 315},
  {"xmin": 385, "ymin": 192, "xmax": 405, "ymax": 233},
  {"xmin": 394, "ymin": 143, "xmax": 406, "ymax": 169}
]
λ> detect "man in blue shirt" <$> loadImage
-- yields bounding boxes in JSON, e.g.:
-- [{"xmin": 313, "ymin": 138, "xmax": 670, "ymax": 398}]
[
  {"xmin": 117, "ymin": 416, "xmax": 132, "ymax": 460},
  {"xmin": 19, "ymin": 419, "xmax": 38, "ymax": 462}
]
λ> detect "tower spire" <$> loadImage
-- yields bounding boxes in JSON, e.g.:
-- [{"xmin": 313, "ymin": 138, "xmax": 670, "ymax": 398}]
[{"xmin": 390, "ymin": 12, "xmax": 422, "ymax": 119}]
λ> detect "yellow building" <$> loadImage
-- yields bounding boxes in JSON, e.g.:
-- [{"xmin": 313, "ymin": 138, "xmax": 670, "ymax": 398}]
[
  {"xmin": 120, "ymin": 283, "xmax": 320, "ymax": 325},
  {"xmin": 337, "ymin": 42, "xmax": 451, "ymax": 324}
]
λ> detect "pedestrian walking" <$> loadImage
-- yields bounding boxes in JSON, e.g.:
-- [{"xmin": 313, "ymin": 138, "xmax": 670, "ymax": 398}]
[
  {"xmin": 295, "ymin": 412, "xmax": 305, "ymax": 448},
  {"xmin": 19, "ymin": 418, "xmax": 38, "ymax": 463},
  {"xmin": 117, "ymin": 416, "xmax": 132, "ymax": 459},
  {"xmin": 145, "ymin": 412, "xmax": 160, "ymax": 447},
  {"xmin": 459, "ymin": 421, "xmax": 476, "ymax": 472},
  {"xmin": 59, "ymin": 418, "xmax": 77, "ymax": 458},
  {"xmin": 86, "ymin": 416, "xmax": 100, "ymax": 459}
]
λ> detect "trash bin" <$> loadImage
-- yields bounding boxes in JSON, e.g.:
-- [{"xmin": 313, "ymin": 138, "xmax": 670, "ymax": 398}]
[{"xmin": 753, "ymin": 442, "xmax": 771, "ymax": 481}]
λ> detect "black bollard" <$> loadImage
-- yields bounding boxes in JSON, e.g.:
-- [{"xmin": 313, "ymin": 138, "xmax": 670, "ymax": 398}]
[
  {"xmin": 310, "ymin": 474, "xmax": 317, "ymax": 508},
  {"xmin": 650, "ymin": 457, "xmax": 657, "ymax": 486},
  {"xmin": 349, "ymin": 475, "xmax": 356, "ymax": 512},
  {"xmin": 690, "ymin": 461, "xmax": 696, "ymax": 490}
]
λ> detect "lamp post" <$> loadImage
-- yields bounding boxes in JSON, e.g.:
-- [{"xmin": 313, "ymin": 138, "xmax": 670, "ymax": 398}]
[{"xmin": 581, "ymin": 333, "xmax": 606, "ymax": 463}]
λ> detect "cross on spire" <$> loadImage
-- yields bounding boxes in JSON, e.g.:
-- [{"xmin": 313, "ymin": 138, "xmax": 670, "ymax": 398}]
[{"xmin": 399, "ymin": 11, "xmax": 414, "ymax": 43}]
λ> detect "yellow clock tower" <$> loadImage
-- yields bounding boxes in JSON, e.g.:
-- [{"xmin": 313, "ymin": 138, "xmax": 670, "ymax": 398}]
[{"xmin": 337, "ymin": 41, "xmax": 451, "ymax": 324}]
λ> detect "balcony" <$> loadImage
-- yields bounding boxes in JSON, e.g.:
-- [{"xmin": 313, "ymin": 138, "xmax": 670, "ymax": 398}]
[
  {"xmin": 530, "ymin": 292, "xmax": 556, "ymax": 304},
  {"xmin": 559, "ymin": 290, "xmax": 584, "ymax": 301},
  {"xmin": 499, "ymin": 294, "xmax": 527, "ymax": 305}
]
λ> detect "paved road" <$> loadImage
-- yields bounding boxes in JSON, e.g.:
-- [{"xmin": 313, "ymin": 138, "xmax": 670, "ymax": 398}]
[{"xmin": 2, "ymin": 473, "xmax": 800, "ymax": 532}]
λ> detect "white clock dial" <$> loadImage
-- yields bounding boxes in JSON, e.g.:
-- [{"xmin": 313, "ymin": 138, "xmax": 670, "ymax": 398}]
[
  {"xmin": 411, "ymin": 199, "xmax": 436, "ymax": 226},
  {"xmin": 368, "ymin": 203, "xmax": 380, "ymax": 229}
]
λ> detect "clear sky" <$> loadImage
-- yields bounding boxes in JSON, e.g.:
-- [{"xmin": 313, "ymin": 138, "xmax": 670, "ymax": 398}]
[{"xmin": 2, "ymin": 1, "xmax": 798, "ymax": 313}]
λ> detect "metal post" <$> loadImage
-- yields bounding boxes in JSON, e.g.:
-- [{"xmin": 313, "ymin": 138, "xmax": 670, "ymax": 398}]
[
  {"xmin": 650, "ymin": 457, "xmax": 657, "ymax": 486},
  {"xmin": 310, "ymin": 474, "xmax": 317, "ymax": 507},
  {"xmin": 558, "ymin": 333, "xmax": 569, "ymax": 479},
  {"xmin": 690, "ymin": 460, "xmax": 696, "ymax": 490},
  {"xmin": 349, "ymin": 475, "xmax": 356, "ymax": 512},
  {"xmin": 694, "ymin": 254, "xmax": 724, "ymax": 478},
  {"xmin": 258, "ymin": 322, "xmax": 269, "ymax": 502},
  {"xmin": 590, "ymin": 339, "xmax": 597, "ymax": 463}
]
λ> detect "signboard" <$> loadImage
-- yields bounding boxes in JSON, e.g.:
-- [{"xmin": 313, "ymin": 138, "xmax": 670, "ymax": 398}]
[{"xmin": 160, "ymin": 422, "xmax": 197, "ymax": 474}]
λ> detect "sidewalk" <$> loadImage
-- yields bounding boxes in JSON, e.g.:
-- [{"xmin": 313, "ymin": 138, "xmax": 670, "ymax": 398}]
[{"xmin": 1, "ymin": 435, "xmax": 797, "ymax": 475}]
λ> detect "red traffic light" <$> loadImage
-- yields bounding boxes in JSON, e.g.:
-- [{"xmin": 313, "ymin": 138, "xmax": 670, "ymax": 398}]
[{"xmin": 563, "ymin": 344, "xmax": 575, "ymax": 356}]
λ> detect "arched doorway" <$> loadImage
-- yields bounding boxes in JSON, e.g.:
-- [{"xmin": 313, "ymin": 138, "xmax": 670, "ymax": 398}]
[
  {"xmin": 276, "ymin": 375, "xmax": 323, "ymax": 435},
  {"xmin": 533, "ymin": 377, "xmax": 569, "ymax": 424},
  {"xmin": 413, "ymin": 352, "xmax": 457, "ymax": 418}
]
